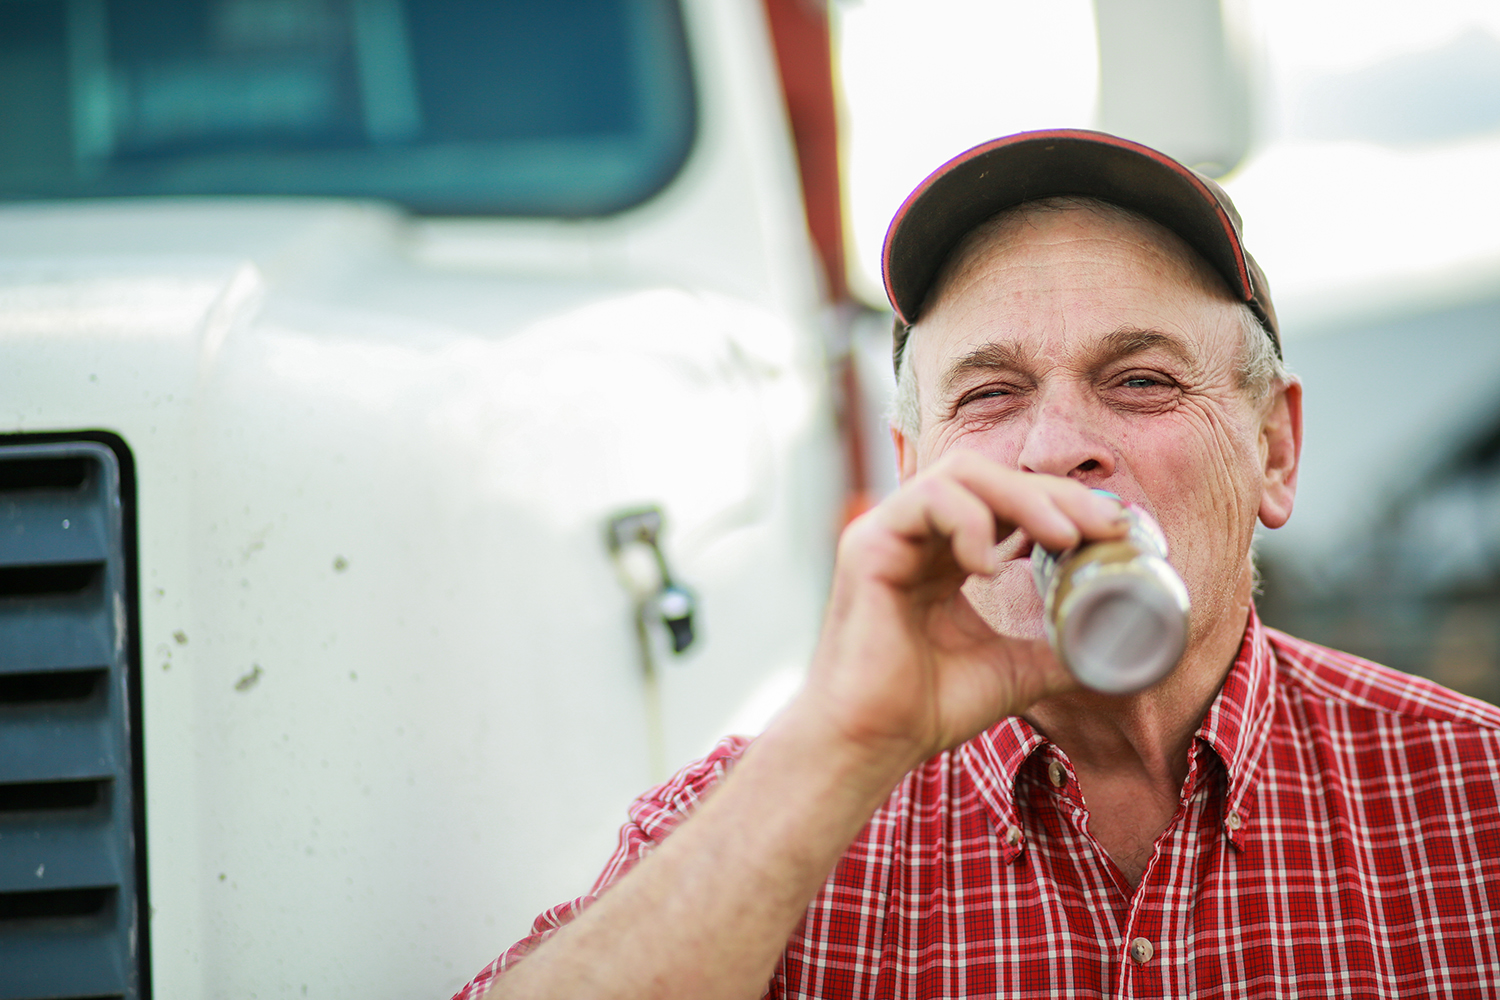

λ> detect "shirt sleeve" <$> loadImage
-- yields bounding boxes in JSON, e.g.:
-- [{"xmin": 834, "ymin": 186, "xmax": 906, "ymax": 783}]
[{"xmin": 450, "ymin": 735, "xmax": 754, "ymax": 1000}]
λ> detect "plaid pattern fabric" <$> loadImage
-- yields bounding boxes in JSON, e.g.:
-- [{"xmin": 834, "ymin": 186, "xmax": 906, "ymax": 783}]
[{"xmin": 455, "ymin": 608, "xmax": 1500, "ymax": 998}]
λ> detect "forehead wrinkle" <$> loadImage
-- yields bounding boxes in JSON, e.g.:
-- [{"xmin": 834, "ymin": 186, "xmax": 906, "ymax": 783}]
[{"xmin": 923, "ymin": 198, "xmax": 1237, "ymax": 329}]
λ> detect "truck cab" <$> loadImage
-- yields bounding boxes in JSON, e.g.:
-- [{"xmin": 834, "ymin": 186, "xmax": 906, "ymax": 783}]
[{"xmin": 0, "ymin": 2, "xmax": 845, "ymax": 996}]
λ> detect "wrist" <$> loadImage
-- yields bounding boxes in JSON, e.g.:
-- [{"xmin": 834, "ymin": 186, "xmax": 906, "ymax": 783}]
[{"xmin": 752, "ymin": 692, "xmax": 929, "ymax": 821}]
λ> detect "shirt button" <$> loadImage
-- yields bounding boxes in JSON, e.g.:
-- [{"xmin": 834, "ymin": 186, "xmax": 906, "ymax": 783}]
[
  {"xmin": 1129, "ymin": 937, "xmax": 1154, "ymax": 964},
  {"xmin": 1047, "ymin": 760, "xmax": 1068, "ymax": 788},
  {"xmin": 1005, "ymin": 825, "xmax": 1024, "ymax": 846},
  {"xmin": 1227, "ymin": 811, "xmax": 1243, "ymax": 831}
]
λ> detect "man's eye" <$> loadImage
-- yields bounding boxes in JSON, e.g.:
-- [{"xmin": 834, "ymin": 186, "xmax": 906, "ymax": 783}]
[{"xmin": 1122, "ymin": 376, "xmax": 1166, "ymax": 389}]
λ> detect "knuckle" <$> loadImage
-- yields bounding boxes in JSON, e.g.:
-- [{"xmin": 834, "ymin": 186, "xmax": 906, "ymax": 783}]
[
  {"xmin": 838, "ymin": 510, "xmax": 882, "ymax": 551},
  {"xmin": 906, "ymin": 473, "xmax": 953, "ymax": 510}
]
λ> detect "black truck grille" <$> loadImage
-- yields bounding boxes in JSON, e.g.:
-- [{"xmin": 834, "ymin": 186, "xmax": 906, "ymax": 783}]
[{"xmin": 0, "ymin": 440, "xmax": 143, "ymax": 1000}]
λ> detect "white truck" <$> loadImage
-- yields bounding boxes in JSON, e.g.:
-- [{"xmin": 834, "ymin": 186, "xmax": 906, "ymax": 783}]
[{"xmin": 0, "ymin": 1, "xmax": 850, "ymax": 996}]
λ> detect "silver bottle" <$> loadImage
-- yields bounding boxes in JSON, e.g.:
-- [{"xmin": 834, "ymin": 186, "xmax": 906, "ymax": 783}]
[{"xmin": 1030, "ymin": 497, "xmax": 1190, "ymax": 693}]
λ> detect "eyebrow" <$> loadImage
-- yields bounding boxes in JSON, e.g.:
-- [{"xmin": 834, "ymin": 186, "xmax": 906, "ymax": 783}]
[
  {"xmin": 937, "ymin": 327, "xmax": 1204, "ymax": 399},
  {"xmin": 939, "ymin": 342, "xmax": 1034, "ymax": 398},
  {"xmin": 1095, "ymin": 327, "xmax": 1203, "ymax": 378}
]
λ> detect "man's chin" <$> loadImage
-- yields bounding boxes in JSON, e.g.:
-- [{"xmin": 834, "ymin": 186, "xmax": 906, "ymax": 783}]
[{"xmin": 963, "ymin": 560, "xmax": 1046, "ymax": 639}]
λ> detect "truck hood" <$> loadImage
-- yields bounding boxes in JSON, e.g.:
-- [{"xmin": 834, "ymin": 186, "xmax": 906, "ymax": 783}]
[{"xmin": 0, "ymin": 196, "xmax": 839, "ymax": 998}]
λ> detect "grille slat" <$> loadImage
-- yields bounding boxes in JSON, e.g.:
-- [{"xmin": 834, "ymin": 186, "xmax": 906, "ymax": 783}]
[
  {"xmin": 0, "ymin": 712, "xmax": 117, "ymax": 784},
  {"xmin": 0, "ymin": 599, "xmax": 116, "ymax": 674},
  {"xmin": 0, "ymin": 894, "xmax": 131, "ymax": 999},
  {"xmin": 0, "ymin": 494, "xmax": 109, "ymax": 569},
  {"xmin": 0, "ymin": 806, "xmax": 121, "ymax": 896},
  {"xmin": 0, "ymin": 440, "xmax": 141, "ymax": 1000}
]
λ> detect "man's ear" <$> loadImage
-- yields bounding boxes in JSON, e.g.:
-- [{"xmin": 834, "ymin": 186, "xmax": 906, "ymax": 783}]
[
  {"xmin": 892, "ymin": 424, "xmax": 919, "ymax": 484},
  {"xmin": 1258, "ymin": 378, "xmax": 1302, "ymax": 529}
]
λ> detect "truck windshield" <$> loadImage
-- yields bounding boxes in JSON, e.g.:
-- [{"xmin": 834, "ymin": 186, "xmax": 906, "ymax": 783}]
[{"xmin": 0, "ymin": 0, "xmax": 696, "ymax": 216}]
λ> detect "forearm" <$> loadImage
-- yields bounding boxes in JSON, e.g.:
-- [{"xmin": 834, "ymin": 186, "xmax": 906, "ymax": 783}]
[{"xmin": 485, "ymin": 702, "xmax": 914, "ymax": 1000}]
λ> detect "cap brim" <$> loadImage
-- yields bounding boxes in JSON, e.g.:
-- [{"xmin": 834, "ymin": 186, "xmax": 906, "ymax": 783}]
[{"xmin": 882, "ymin": 129, "xmax": 1273, "ymax": 348}]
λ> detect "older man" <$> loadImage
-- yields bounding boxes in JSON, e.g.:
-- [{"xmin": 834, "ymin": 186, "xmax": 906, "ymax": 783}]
[{"xmin": 457, "ymin": 130, "xmax": 1500, "ymax": 998}]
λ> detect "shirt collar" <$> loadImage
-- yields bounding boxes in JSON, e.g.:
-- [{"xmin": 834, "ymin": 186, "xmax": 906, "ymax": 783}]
[
  {"xmin": 1192, "ymin": 604, "xmax": 1278, "ymax": 847},
  {"xmin": 963, "ymin": 715, "xmax": 1046, "ymax": 862},
  {"xmin": 964, "ymin": 605, "xmax": 1278, "ymax": 857}
]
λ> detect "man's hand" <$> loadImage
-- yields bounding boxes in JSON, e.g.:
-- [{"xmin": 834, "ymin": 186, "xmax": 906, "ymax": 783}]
[
  {"xmin": 486, "ymin": 453, "xmax": 1126, "ymax": 1000},
  {"xmin": 790, "ymin": 450, "xmax": 1129, "ymax": 775}
]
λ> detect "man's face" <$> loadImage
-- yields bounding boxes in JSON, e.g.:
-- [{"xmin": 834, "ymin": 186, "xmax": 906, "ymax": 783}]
[{"xmin": 896, "ymin": 203, "xmax": 1295, "ymax": 650}]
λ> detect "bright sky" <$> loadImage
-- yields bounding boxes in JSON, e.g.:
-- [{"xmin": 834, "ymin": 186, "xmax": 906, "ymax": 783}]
[
  {"xmin": 835, "ymin": 0, "xmax": 1500, "ymax": 334},
  {"xmin": 1253, "ymin": 0, "xmax": 1500, "ymax": 75}
]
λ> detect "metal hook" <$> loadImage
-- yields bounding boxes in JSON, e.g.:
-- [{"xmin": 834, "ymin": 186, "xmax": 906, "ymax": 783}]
[{"xmin": 606, "ymin": 506, "xmax": 697, "ymax": 654}]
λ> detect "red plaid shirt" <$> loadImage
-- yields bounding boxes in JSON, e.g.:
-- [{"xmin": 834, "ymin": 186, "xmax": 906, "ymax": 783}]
[{"xmin": 456, "ymin": 608, "xmax": 1500, "ymax": 998}]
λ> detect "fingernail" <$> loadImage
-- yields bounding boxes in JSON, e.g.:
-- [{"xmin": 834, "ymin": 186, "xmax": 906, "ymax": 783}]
[{"xmin": 1089, "ymin": 491, "xmax": 1124, "ymax": 520}]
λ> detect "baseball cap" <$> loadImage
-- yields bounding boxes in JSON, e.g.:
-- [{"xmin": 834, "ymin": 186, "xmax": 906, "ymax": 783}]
[{"xmin": 882, "ymin": 128, "xmax": 1280, "ymax": 371}]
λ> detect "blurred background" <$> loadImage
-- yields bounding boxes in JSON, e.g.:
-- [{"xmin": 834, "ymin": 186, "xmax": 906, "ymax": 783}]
[{"xmin": 2, "ymin": 1, "xmax": 1499, "ymax": 997}]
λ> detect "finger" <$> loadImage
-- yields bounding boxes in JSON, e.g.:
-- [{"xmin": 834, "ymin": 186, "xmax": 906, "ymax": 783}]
[
  {"xmin": 870, "ymin": 473, "xmax": 1004, "ymax": 577},
  {"xmin": 1046, "ymin": 481, "xmax": 1131, "ymax": 543},
  {"xmin": 938, "ymin": 453, "xmax": 1128, "ymax": 551}
]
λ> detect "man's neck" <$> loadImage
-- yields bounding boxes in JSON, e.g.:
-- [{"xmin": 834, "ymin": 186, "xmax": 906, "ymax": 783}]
[{"xmin": 1020, "ymin": 593, "xmax": 1252, "ymax": 887}]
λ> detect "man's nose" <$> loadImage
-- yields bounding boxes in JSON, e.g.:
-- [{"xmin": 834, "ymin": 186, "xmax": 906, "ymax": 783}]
[{"xmin": 1016, "ymin": 390, "xmax": 1114, "ymax": 481}]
